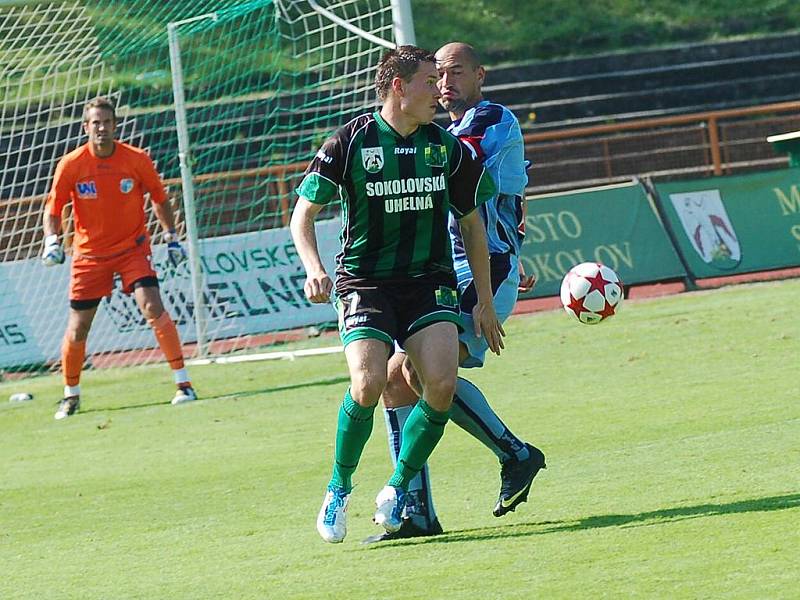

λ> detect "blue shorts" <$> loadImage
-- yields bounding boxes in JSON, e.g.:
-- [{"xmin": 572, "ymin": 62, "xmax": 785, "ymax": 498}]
[{"xmin": 456, "ymin": 253, "xmax": 519, "ymax": 368}]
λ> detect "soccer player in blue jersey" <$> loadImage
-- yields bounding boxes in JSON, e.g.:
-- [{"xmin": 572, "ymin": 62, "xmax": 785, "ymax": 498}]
[{"xmin": 364, "ymin": 42, "xmax": 546, "ymax": 543}]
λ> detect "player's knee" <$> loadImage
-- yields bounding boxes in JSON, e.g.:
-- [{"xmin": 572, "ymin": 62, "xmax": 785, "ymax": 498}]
[
  {"xmin": 65, "ymin": 325, "xmax": 91, "ymax": 343},
  {"xmin": 141, "ymin": 302, "xmax": 164, "ymax": 321},
  {"xmin": 349, "ymin": 374, "xmax": 385, "ymax": 408},
  {"xmin": 382, "ymin": 368, "xmax": 418, "ymax": 408},
  {"xmin": 422, "ymin": 376, "xmax": 456, "ymax": 409},
  {"xmin": 66, "ymin": 316, "xmax": 94, "ymax": 341}
]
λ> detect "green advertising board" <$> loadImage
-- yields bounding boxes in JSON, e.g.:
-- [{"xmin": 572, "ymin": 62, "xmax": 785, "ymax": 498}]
[
  {"xmin": 520, "ymin": 182, "xmax": 687, "ymax": 298},
  {"xmin": 655, "ymin": 169, "xmax": 800, "ymax": 279}
]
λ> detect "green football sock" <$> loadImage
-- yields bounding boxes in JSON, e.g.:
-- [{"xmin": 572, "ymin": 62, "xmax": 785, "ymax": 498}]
[
  {"xmin": 388, "ymin": 399, "xmax": 450, "ymax": 490},
  {"xmin": 329, "ymin": 389, "xmax": 375, "ymax": 493}
]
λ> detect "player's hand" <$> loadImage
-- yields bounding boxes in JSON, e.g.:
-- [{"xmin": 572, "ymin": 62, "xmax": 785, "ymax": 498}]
[
  {"xmin": 472, "ymin": 299, "xmax": 506, "ymax": 356},
  {"xmin": 518, "ymin": 261, "xmax": 536, "ymax": 293},
  {"xmin": 304, "ymin": 270, "xmax": 333, "ymax": 303},
  {"xmin": 41, "ymin": 234, "xmax": 65, "ymax": 267},
  {"xmin": 164, "ymin": 230, "xmax": 187, "ymax": 267},
  {"xmin": 167, "ymin": 241, "xmax": 187, "ymax": 267}
]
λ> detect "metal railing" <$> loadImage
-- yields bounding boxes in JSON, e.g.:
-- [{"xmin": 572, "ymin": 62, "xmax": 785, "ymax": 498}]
[
  {"xmin": 523, "ymin": 100, "xmax": 800, "ymax": 194},
  {"xmin": 4, "ymin": 100, "xmax": 800, "ymax": 260}
]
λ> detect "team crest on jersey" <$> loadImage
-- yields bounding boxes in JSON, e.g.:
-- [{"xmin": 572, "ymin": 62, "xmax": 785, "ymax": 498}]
[
  {"xmin": 361, "ymin": 147, "xmax": 384, "ymax": 173},
  {"xmin": 424, "ymin": 144, "xmax": 447, "ymax": 167},
  {"xmin": 120, "ymin": 178, "xmax": 134, "ymax": 193},
  {"xmin": 76, "ymin": 181, "xmax": 97, "ymax": 198}
]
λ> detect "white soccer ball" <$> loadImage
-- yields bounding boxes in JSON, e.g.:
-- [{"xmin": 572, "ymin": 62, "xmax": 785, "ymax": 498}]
[{"xmin": 560, "ymin": 262, "xmax": 624, "ymax": 325}]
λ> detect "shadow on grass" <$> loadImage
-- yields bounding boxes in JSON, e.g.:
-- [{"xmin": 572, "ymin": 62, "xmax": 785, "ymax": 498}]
[
  {"xmin": 80, "ymin": 375, "xmax": 350, "ymax": 414},
  {"xmin": 365, "ymin": 493, "xmax": 800, "ymax": 548}
]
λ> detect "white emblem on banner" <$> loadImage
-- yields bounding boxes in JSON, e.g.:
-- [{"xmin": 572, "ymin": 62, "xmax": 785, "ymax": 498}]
[{"xmin": 669, "ymin": 189, "xmax": 741, "ymax": 268}]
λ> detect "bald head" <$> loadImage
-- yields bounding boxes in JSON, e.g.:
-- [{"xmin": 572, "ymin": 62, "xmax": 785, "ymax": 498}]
[
  {"xmin": 435, "ymin": 42, "xmax": 481, "ymax": 70},
  {"xmin": 434, "ymin": 42, "xmax": 485, "ymax": 119}
]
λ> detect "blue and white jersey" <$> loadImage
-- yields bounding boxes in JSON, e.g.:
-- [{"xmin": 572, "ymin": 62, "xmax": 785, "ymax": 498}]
[{"xmin": 448, "ymin": 100, "xmax": 528, "ymax": 264}]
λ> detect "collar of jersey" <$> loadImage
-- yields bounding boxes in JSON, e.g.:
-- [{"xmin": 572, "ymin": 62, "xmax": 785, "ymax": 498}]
[
  {"xmin": 373, "ymin": 111, "xmax": 422, "ymax": 141},
  {"xmin": 449, "ymin": 99, "xmax": 490, "ymax": 131},
  {"xmin": 86, "ymin": 141, "xmax": 117, "ymax": 159}
]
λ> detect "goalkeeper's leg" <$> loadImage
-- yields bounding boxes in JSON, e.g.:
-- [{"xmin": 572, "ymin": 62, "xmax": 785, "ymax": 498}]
[
  {"xmin": 132, "ymin": 279, "xmax": 195, "ymax": 404},
  {"xmin": 56, "ymin": 302, "xmax": 99, "ymax": 419}
]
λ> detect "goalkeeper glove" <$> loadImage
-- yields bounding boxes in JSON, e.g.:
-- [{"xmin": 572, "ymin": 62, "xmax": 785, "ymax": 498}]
[
  {"xmin": 41, "ymin": 234, "xmax": 65, "ymax": 266},
  {"xmin": 163, "ymin": 230, "xmax": 187, "ymax": 267}
]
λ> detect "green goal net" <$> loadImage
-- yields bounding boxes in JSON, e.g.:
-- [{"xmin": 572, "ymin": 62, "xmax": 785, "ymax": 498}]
[{"xmin": 0, "ymin": 0, "xmax": 400, "ymax": 376}]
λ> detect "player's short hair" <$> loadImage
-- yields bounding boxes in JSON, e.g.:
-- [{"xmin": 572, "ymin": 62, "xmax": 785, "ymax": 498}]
[
  {"xmin": 375, "ymin": 45, "xmax": 435, "ymax": 101},
  {"xmin": 82, "ymin": 97, "xmax": 117, "ymax": 122}
]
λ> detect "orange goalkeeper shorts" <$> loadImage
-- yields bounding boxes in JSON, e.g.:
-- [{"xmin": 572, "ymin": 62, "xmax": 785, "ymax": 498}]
[{"xmin": 69, "ymin": 243, "xmax": 158, "ymax": 301}]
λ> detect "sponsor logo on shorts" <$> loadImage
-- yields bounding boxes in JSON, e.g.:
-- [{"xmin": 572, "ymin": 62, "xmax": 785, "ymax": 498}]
[
  {"xmin": 76, "ymin": 181, "xmax": 97, "ymax": 198},
  {"xmin": 435, "ymin": 286, "xmax": 458, "ymax": 308},
  {"xmin": 120, "ymin": 178, "xmax": 134, "ymax": 193},
  {"xmin": 345, "ymin": 314, "xmax": 369, "ymax": 328}
]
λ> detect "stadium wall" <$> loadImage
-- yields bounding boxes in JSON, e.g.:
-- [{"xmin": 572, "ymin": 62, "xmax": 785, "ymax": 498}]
[
  {"xmin": 2, "ymin": 170, "xmax": 799, "ymax": 370},
  {"xmin": 520, "ymin": 168, "xmax": 800, "ymax": 299},
  {"xmin": 519, "ymin": 181, "xmax": 686, "ymax": 298},
  {"xmin": 653, "ymin": 168, "xmax": 800, "ymax": 278}
]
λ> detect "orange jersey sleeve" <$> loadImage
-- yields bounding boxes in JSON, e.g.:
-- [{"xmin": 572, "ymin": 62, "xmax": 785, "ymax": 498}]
[{"xmin": 45, "ymin": 153, "xmax": 77, "ymax": 217}]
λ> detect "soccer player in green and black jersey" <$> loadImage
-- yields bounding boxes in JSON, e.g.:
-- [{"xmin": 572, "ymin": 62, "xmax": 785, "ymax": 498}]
[{"xmin": 290, "ymin": 45, "xmax": 504, "ymax": 544}]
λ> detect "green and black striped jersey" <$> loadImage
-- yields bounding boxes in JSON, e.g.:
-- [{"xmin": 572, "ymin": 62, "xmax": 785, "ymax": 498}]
[{"xmin": 296, "ymin": 111, "xmax": 495, "ymax": 284}]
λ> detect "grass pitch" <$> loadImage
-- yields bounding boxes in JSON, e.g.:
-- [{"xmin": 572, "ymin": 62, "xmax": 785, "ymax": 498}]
[{"xmin": 2, "ymin": 279, "xmax": 798, "ymax": 599}]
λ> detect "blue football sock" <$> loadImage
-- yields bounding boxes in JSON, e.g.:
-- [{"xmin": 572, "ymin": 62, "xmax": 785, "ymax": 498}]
[
  {"xmin": 450, "ymin": 377, "xmax": 530, "ymax": 463},
  {"xmin": 383, "ymin": 404, "xmax": 438, "ymax": 530}
]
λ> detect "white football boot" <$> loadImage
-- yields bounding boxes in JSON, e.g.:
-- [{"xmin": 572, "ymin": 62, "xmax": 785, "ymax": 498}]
[
  {"xmin": 373, "ymin": 485, "xmax": 406, "ymax": 533},
  {"xmin": 54, "ymin": 395, "xmax": 80, "ymax": 420},
  {"xmin": 317, "ymin": 486, "xmax": 350, "ymax": 543},
  {"xmin": 171, "ymin": 385, "xmax": 197, "ymax": 405}
]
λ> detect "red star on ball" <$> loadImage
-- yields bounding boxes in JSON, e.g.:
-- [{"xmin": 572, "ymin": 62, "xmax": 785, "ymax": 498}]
[
  {"xmin": 584, "ymin": 267, "xmax": 611, "ymax": 295},
  {"xmin": 597, "ymin": 299, "xmax": 616, "ymax": 319},
  {"xmin": 566, "ymin": 293, "xmax": 586, "ymax": 319}
]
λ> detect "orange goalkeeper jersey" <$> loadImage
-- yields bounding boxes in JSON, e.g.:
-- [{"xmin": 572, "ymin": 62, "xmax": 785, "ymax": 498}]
[{"xmin": 46, "ymin": 141, "xmax": 167, "ymax": 258}]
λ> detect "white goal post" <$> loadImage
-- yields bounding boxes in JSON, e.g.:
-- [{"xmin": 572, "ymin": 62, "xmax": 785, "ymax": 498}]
[{"xmin": 0, "ymin": 0, "xmax": 415, "ymax": 376}]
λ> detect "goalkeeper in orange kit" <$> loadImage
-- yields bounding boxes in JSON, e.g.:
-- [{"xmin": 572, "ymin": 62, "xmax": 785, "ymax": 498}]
[{"xmin": 42, "ymin": 97, "xmax": 197, "ymax": 420}]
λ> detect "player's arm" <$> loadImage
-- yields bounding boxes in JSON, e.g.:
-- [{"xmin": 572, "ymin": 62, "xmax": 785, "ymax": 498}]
[
  {"xmin": 140, "ymin": 152, "xmax": 187, "ymax": 266},
  {"xmin": 289, "ymin": 127, "xmax": 348, "ymax": 303},
  {"xmin": 43, "ymin": 213, "xmax": 61, "ymax": 238},
  {"xmin": 41, "ymin": 158, "xmax": 71, "ymax": 266},
  {"xmin": 151, "ymin": 196, "xmax": 178, "ymax": 232},
  {"xmin": 290, "ymin": 196, "xmax": 332, "ymax": 303},
  {"xmin": 518, "ymin": 197, "xmax": 536, "ymax": 293},
  {"xmin": 449, "ymin": 138, "xmax": 505, "ymax": 353},
  {"xmin": 458, "ymin": 210, "xmax": 505, "ymax": 355}
]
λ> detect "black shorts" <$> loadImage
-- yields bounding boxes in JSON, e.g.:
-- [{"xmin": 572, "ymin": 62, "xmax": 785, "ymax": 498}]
[{"xmin": 335, "ymin": 279, "xmax": 464, "ymax": 348}]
